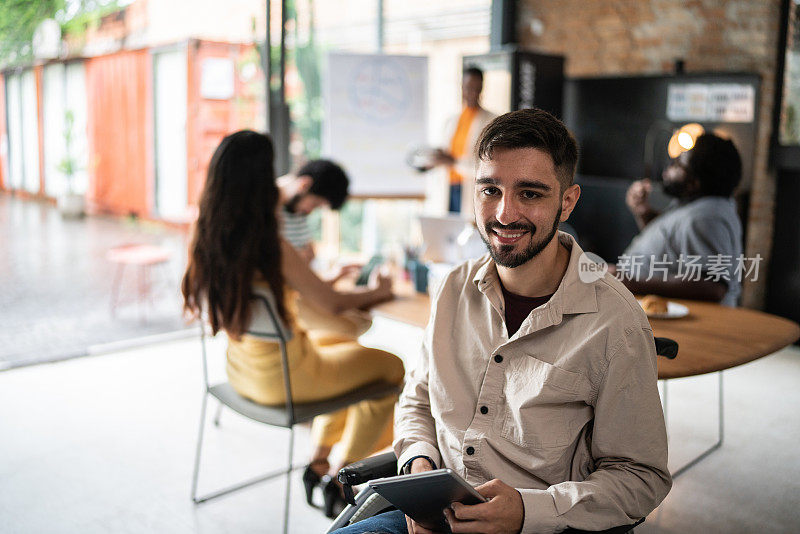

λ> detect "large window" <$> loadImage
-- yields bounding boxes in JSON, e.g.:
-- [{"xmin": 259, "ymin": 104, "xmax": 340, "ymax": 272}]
[
  {"xmin": 1, "ymin": 0, "xmax": 270, "ymax": 218},
  {"xmin": 780, "ymin": 0, "xmax": 800, "ymax": 145},
  {"xmin": 286, "ymin": 0, "xmax": 491, "ymax": 259},
  {"xmin": 1, "ymin": 0, "xmax": 491, "ymax": 259}
]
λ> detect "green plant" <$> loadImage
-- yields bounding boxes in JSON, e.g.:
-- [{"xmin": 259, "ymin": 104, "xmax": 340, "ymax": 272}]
[
  {"xmin": 254, "ymin": 0, "xmax": 324, "ymax": 160},
  {"xmin": 0, "ymin": 0, "xmax": 119, "ymax": 66},
  {"xmin": 0, "ymin": 0, "xmax": 62, "ymax": 65},
  {"xmin": 782, "ymin": 103, "xmax": 800, "ymax": 145},
  {"xmin": 60, "ymin": 0, "xmax": 120, "ymax": 39},
  {"xmin": 289, "ymin": 0, "xmax": 323, "ymax": 159},
  {"xmin": 56, "ymin": 109, "xmax": 80, "ymax": 194}
]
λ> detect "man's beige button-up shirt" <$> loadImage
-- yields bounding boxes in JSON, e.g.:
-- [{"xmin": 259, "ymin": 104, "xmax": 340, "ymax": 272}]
[{"xmin": 394, "ymin": 233, "xmax": 672, "ymax": 533}]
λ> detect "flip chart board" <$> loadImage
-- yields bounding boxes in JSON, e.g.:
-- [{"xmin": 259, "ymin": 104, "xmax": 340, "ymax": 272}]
[{"xmin": 323, "ymin": 52, "xmax": 428, "ymax": 196}]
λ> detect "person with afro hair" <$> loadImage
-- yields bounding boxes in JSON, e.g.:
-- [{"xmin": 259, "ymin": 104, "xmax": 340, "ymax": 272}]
[{"xmin": 620, "ymin": 133, "xmax": 744, "ymax": 305}]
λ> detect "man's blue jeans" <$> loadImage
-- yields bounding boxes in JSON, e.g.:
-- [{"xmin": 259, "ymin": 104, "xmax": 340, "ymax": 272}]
[{"xmin": 331, "ymin": 509, "xmax": 408, "ymax": 534}]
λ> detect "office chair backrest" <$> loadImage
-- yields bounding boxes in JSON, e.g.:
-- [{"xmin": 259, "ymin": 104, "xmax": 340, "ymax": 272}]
[
  {"xmin": 248, "ymin": 285, "xmax": 294, "ymax": 342},
  {"xmin": 248, "ymin": 285, "xmax": 298, "ymax": 425},
  {"xmin": 198, "ymin": 285, "xmax": 297, "ymax": 422}
]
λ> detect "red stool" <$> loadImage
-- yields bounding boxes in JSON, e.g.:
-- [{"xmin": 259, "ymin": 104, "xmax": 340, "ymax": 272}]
[{"xmin": 107, "ymin": 244, "xmax": 172, "ymax": 321}]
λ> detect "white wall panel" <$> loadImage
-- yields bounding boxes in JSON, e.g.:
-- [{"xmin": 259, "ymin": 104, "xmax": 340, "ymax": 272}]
[
  {"xmin": 43, "ymin": 63, "xmax": 66, "ymax": 197},
  {"xmin": 20, "ymin": 70, "xmax": 40, "ymax": 194},
  {"xmin": 65, "ymin": 62, "xmax": 88, "ymax": 195},
  {"xmin": 153, "ymin": 49, "xmax": 188, "ymax": 219},
  {"xmin": 42, "ymin": 62, "xmax": 89, "ymax": 198},
  {"xmin": 6, "ymin": 74, "xmax": 24, "ymax": 190}
]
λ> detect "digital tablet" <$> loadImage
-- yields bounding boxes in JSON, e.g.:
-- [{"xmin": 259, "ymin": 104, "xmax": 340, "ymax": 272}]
[
  {"xmin": 368, "ymin": 469, "xmax": 487, "ymax": 531},
  {"xmin": 355, "ymin": 254, "xmax": 383, "ymax": 286}
]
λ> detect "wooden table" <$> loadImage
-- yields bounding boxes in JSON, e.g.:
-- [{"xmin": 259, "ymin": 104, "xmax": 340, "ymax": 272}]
[
  {"xmin": 371, "ymin": 289, "xmax": 800, "ymax": 476},
  {"xmin": 646, "ymin": 298, "xmax": 799, "ymax": 378},
  {"xmin": 370, "ymin": 287, "xmax": 430, "ymax": 329}
]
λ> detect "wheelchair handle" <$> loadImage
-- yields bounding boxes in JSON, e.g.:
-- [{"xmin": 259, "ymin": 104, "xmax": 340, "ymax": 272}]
[
  {"xmin": 654, "ymin": 337, "xmax": 678, "ymax": 359},
  {"xmin": 338, "ymin": 451, "xmax": 398, "ymax": 506},
  {"xmin": 338, "ymin": 451, "xmax": 398, "ymax": 486}
]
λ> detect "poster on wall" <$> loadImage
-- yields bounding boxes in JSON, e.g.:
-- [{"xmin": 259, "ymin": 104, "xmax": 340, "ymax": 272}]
[
  {"xmin": 667, "ymin": 83, "xmax": 755, "ymax": 123},
  {"xmin": 323, "ymin": 52, "xmax": 428, "ymax": 196},
  {"xmin": 200, "ymin": 58, "xmax": 235, "ymax": 100}
]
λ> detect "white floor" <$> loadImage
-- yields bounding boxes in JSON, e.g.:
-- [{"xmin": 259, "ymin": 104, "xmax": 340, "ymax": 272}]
[{"xmin": 1, "ymin": 318, "xmax": 798, "ymax": 533}]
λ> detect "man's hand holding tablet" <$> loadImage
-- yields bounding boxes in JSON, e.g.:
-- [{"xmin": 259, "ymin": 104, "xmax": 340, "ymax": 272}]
[
  {"xmin": 444, "ymin": 479, "xmax": 524, "ymax": 534},
  {"xmin": 391, "ymin": 458, "xmax": 523, "ymax": 534}
]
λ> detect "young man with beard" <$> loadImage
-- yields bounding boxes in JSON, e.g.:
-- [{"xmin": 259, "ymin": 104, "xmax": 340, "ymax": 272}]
[
  {"xmin": 278, "ymin": 159, "xmax": 349, "ymax": 263},
  {"xmin": 334, "ymin": 109, "xmax": 671, "ymax": 534},
  {"xmin": 619, "ymin": 134, "xmax": 743, "ymax": 306}
]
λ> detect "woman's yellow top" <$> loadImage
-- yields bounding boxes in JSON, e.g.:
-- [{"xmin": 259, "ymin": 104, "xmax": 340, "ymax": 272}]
[{"xmin": 225, "ymin": 283, "xmax": 311, "ymax": 405}]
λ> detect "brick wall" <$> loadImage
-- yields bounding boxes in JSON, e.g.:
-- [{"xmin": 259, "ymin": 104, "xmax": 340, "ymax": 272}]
[{"xmin": 518, "ymin": 0, "xmax": 782, "ymax": 308}]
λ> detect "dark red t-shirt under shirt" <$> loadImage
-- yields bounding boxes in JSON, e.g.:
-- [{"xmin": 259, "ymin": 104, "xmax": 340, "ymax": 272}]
[{"xmin": 499, "ymin": 282, "xmax": 553, "ymax": 337}]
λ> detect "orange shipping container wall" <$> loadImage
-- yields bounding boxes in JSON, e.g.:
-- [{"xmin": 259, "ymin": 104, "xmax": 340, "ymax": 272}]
[
  {"xmin": 186, "ymin": 40, "xmax": 263, "ymax": 207},
  {"xmin": 85, "ymin": 50, "xmax": 153, "ymax": 216},
  {"xmin": 3, "ymin": 40, "xmax": 261, "ymax": 217}
]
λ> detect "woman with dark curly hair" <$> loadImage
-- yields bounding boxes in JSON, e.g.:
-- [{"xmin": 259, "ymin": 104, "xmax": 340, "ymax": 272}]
[{"xmin": 182, "ymin": 130, "xmax": 405, "ymax": 517}]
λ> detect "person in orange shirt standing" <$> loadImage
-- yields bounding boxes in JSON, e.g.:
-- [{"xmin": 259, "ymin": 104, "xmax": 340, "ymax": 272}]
[{"xmin": 430, "ymin": 66, "xmax": 496, "ymax": 218}]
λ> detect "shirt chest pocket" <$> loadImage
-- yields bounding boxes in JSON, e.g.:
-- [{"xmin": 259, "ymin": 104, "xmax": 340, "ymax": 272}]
[{"xmin": 498, "ymin": 355, "xmax": 584, "ymax": 449}]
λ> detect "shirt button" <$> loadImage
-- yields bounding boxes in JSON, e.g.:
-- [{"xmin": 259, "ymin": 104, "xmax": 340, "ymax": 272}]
[
  {"xmin": 494, "ymin": 354, "xmax": 503, "ymax": 363},
  {"xmin": 480, "ymin": 406, "xmax": 488, "ymax": 415},
  {"xmin": 466, "ymin": 446, "xmax": 475, "ymax": 455}
]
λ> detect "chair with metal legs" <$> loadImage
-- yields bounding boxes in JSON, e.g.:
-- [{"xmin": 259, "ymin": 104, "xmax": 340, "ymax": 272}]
[
  {"xmin": 191, "ymin": 286, "xmax": 400, "ymax": 534},
  {"xmin": 660, "ymin": 369, "xmax": 723, "ymax": 478}
]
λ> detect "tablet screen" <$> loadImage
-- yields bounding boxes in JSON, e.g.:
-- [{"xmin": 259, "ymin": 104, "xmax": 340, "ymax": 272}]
[{"xmin": 368, "ymin": 469, "xmax": 487, "ymax": 531}]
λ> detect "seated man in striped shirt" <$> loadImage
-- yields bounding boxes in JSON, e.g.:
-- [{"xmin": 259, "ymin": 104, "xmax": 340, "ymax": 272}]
[
  {"xmin": 279, "ymin": 160, "xmax": 377, "ymax": 340},
  {"xmin": 278, "ymin": 159, "xmax": 350, "ymax": 263}
]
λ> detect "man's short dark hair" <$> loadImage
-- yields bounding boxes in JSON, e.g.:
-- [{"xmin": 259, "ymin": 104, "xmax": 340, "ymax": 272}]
[
  {"xmin": 686, "ymin": 134, "xmax": 742, "ymax": 197},
  {"xmin": 476, "ymin": 108, "xmax": 579, "ymax": 191},
  {"xmin": 295, "ymin": 159, "xmax": 350, "ymax": 210},
  {"xmin": 463, "ymin": 66, "xmax": 483, "ymax": 82}
]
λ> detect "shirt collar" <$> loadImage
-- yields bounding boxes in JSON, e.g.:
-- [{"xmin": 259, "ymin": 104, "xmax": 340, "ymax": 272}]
[{"xmin": 472, "ymin": 231, "xmax": 599, "ymax": 320}]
